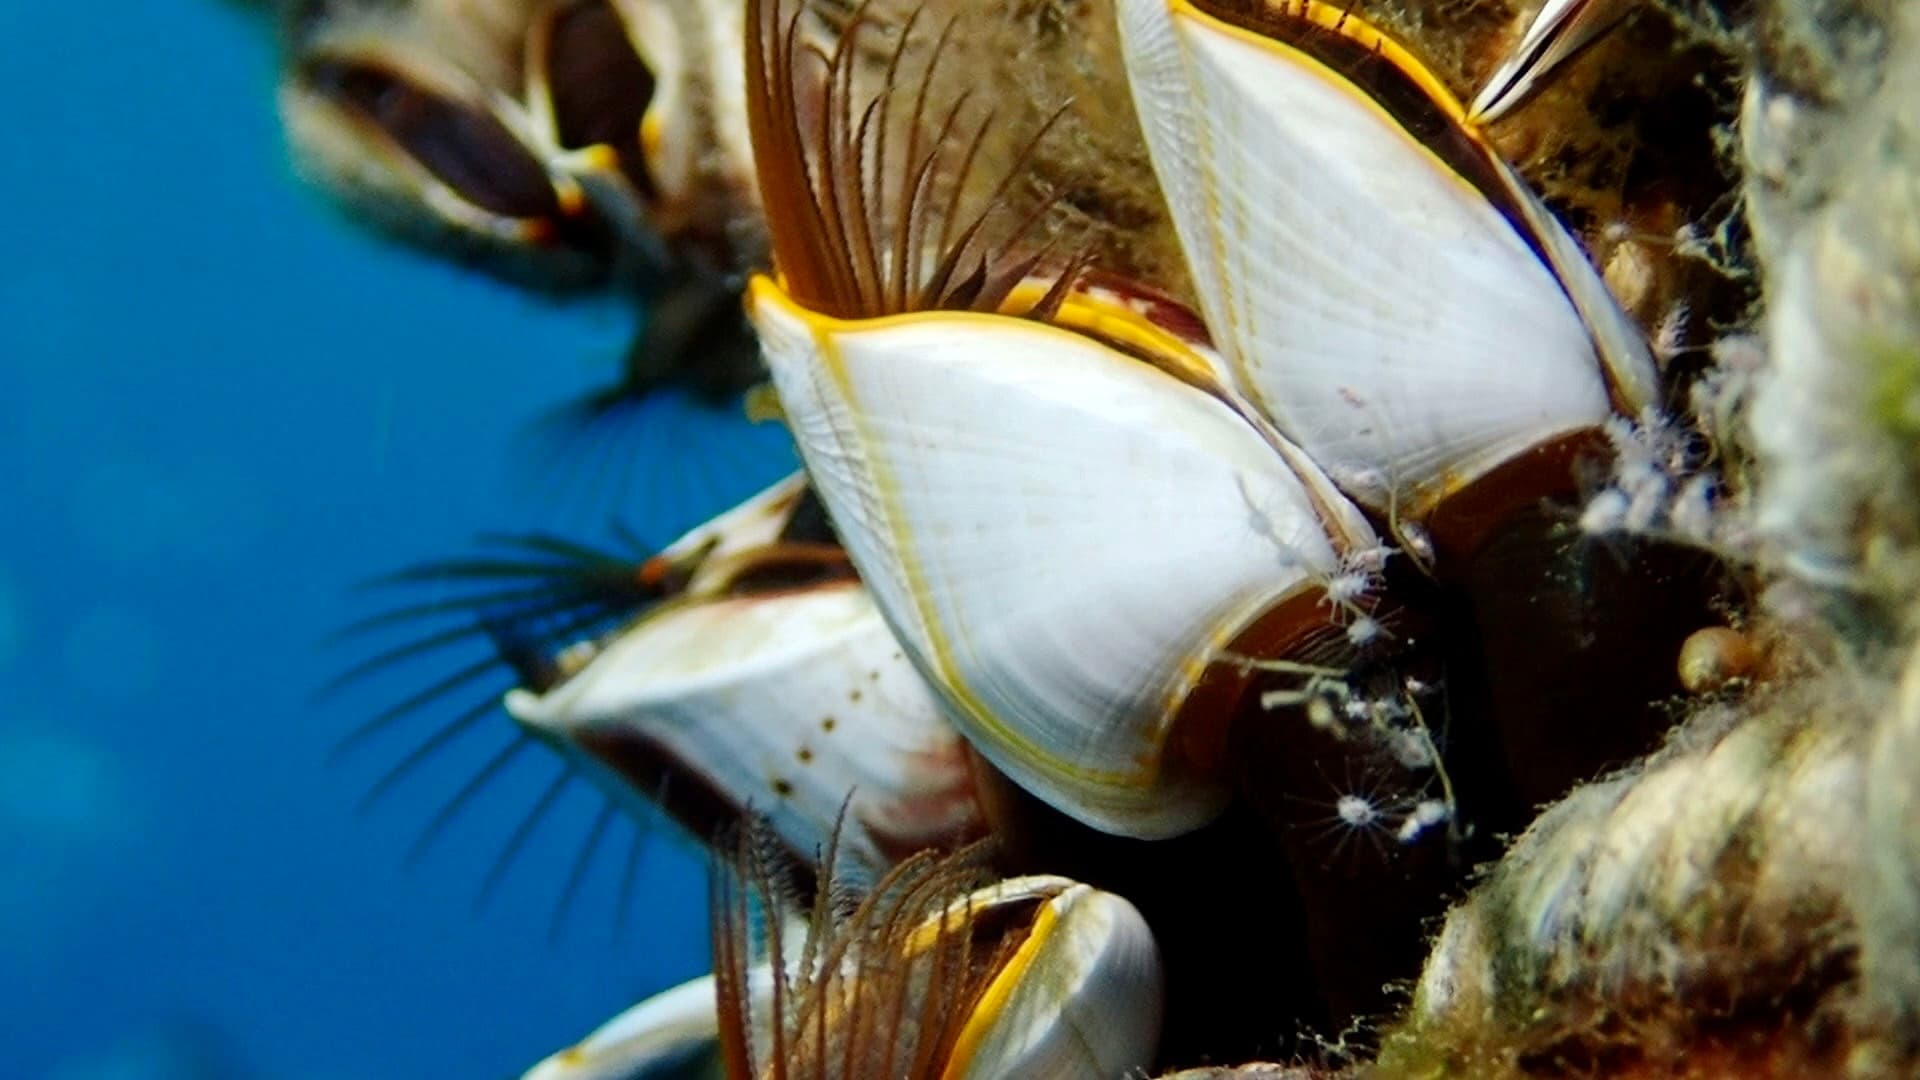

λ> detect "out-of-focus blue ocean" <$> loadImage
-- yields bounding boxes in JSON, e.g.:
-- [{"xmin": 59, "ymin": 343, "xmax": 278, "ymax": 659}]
[{"xmin": 1, "ymin": 4, "xmax": 792, "ymax": 1076}]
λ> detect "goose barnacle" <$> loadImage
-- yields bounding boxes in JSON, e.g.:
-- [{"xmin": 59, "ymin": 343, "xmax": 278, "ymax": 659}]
[
  {"xmin": 1116, "ymin": 0, "xmax": 1660, "ymax": 537},
  {"xmin": 271, "ymin": 0, "xmax": 764, "ymax": 290},
  {"xmin": 496, "ymin": 475, "xmax": 988, "ymax": 873},
  {"xmin": 333, "ymin": 473, "xmax": 987, "ymax": 904},
  {"xmin": 509, "ymin": 591, "xmax": 986, "ymax": 872},
  {"xmin": 1110, "ymin": 1, "xmax": 1738, "ymax": 822},
  {"xmin": 277, "ymin": 7, "xmax": 619, "ymax": 291},
  {"xmin": 713, "ymin": 837, "xmax": 1164, "ymax": 1080},
  {"xmin": 741, "ymin": 0, "xmax": 1414, "ymax": 839},
  {"xmin": 531, "ymin": 835, "xmax": 1170, "ymax": 1080},
  {"xmin": 268, "ymin": 0, "xmax": 776, "ymax": 428}
]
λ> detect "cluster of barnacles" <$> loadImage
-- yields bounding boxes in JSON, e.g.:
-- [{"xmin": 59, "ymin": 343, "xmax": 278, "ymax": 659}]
[{"xmin": 238, "ymin": 0, "xmax": 1920, "ymax": 1075}]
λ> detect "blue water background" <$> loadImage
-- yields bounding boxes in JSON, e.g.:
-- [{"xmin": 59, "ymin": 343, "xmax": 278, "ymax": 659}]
[{"xmin": 1, "ymin": 4, "xmax": 794, "ymax": 1075}]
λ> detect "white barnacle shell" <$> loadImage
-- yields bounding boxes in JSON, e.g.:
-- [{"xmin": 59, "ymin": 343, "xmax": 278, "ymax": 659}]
[
  {"xmin": 506, "ymin": 475, "xmax": 983, "ymax": 872},
  {"xmin": 1116, "ymin": 0, "xmax": 1657, "ymax": 519},
  {"xmin": 712, "ymin": 850, "xmax": 1162, "ymax": 1080},
  {"xmin": 748, "ymin": 279, "xmax": 1373, "ymax": 839},
  {"xmin": 923, "ymin": 875, "xmax": 1164, "ymax": 1079},
  {"xmin": 1469, "ymin": 0, "xmax": 1638, "ymax": 124},
  {"xmin": 521, "ymin": 969, "xmax": 728, "ymax": 1080},
  {"xmin": 522, "ymin": 923, "xmax": 801, "ymax": 1080}
]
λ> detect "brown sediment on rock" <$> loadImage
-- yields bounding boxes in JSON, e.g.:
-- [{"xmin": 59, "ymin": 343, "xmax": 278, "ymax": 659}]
[{"xmin": 995, "ymin": 0, "xmax": 1198, "ymax": 302}]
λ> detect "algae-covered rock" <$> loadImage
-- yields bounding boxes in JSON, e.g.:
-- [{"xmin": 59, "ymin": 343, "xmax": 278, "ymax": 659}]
[{"xmin": 1364, "ymin": 3, "xmax": 1920, "ymax": 1075}]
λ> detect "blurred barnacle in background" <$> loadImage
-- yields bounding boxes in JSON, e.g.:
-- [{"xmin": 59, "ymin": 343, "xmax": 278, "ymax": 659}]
[
  {"xmin": 260, "ymin": 0, "xmax": 778, "ymax": 512},
  {"xmin": 251, "ymin": 0, "xmax": 1206, "ymax": 495},
  {"xmin": 274, "ymin": 0, "xmax": 624, "ymax": 292}
]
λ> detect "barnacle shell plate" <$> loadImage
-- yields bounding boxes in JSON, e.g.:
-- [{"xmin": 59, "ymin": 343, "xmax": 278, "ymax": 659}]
[
  {"xmin": 522, "ymin": 969, "xmax": 726, "ymax": 1079},
  {"xmin": 663, "ymin": 472, "xmax": 814, "ymax": 584},
  {"xmin": 935, "ymin": 875, "xmax": 1163, "ymax": 1079},
  {"xmin": 526, "ymin": 873, "xmax": 1162, "ymax": 1080},
  {"xmin": 1118, "ymin": 0, "xmax": 1654, "ymax": 513},
  {"xmin": 506, "ymin": 580, "xmax": 977, "ymax": 870},
  {"xmin": 749, "ymin": 279, "xmax": 1364, "ymax": 839},
  {"xmin": 504, "ymin": 475, "xmax": 979, "ymax": 868}
]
